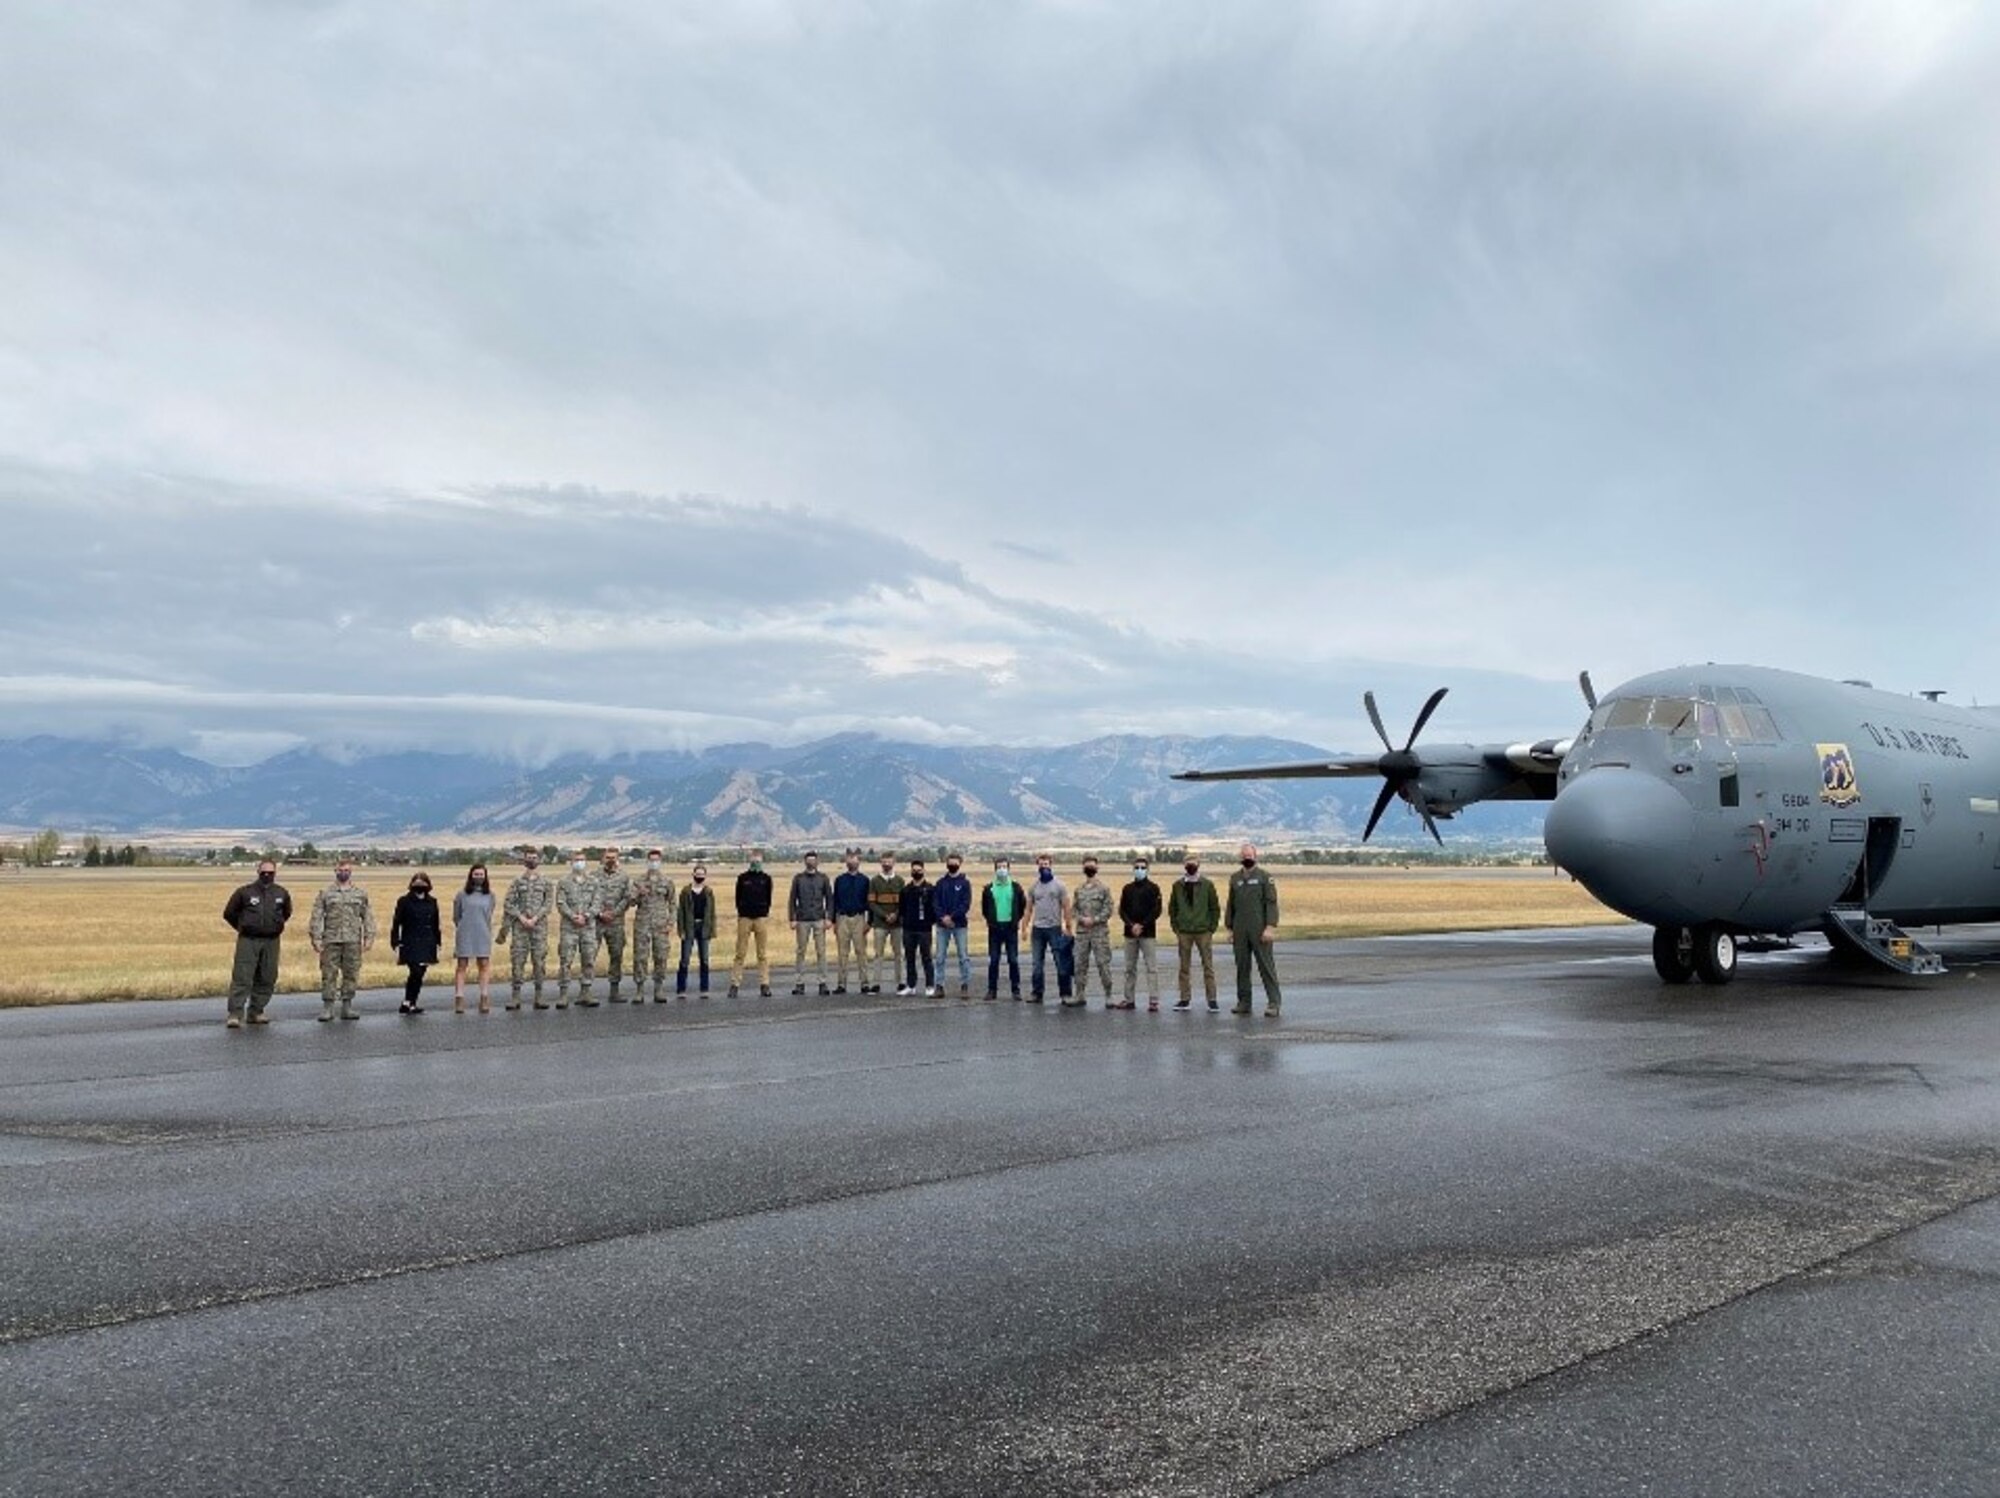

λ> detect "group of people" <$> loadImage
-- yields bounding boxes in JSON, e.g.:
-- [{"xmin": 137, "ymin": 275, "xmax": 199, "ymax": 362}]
[{"xmin": 220, "ymin": 844, "xmax": 1286, "ymax": 1026}]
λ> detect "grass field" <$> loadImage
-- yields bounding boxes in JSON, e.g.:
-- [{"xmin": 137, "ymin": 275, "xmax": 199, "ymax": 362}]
[{"xmin": 0, "ymin": 863, "xmax": 1623, "ymax": 1006}]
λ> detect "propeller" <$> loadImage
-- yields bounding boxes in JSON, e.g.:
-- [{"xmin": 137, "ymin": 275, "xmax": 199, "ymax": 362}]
[
  {"xmin": 1579, "ymin": 670, "xmax": 1597, "ymax": 711},
  {"xmin": 1361, "ymin": 687, "xmax": 1449, "ymax": 844}
]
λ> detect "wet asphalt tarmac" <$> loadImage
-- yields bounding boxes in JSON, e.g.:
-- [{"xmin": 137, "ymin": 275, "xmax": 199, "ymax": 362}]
[{"xmin": 5, "ymin": 926, "xmax": 2000, "ymax": 1497}]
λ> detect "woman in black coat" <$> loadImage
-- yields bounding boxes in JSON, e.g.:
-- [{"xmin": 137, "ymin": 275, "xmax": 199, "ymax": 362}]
[{"xmin": 389, "ymin": 873, "xmax": 443, "ymax": 1014}]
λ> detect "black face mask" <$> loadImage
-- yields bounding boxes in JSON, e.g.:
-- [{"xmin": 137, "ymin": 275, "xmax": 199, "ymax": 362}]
[
  {"xmin": 947, "ymin": 864, "xmax": 961, "ymax": 874},
  {"xmin": 1184, "ymin": 865, "xmax": 1198, "ymax": 876},
  {"xmin": 413, "ymin": 885, "xmax": 430, "ymax": 895},
  {"xmin": 257, "ymin": 871, "xmax": 275, "ymax": 885},
  {"xmin": 1083, "ymin": 866, "xmax": 1098, "ymax": 878},
  {"xmin": 1241, "ymin": 858, "xmax": 1256, "ymax": 868}
]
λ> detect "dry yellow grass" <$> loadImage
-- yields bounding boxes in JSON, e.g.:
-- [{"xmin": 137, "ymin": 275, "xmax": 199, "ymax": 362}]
[{"xmin": 0, "ymin": 862, "xmax": 1622, "ymax": 1006}]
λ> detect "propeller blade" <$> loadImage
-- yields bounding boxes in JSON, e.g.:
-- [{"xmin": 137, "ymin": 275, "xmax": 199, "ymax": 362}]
[
  {"xmin": 1363, "ymin": 691, "xmax": 1393, "ymax": 755},
  {"xmin": 1579, "ymin": 670, "xmax": 1597, "ymax": 710},
  {"xmin": 1404, "ymin": 687, "xmax": 1449, "ymax": 750},
  {"xmin": 1361, "ymin": 778, "xmax": 1399, "ymax": 842},
  {"xmin": 1418, "ymin": 803, "xmax": 1443, "ymax": 845}
]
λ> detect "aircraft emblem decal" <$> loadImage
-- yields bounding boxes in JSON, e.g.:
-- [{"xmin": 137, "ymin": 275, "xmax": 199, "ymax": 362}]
[{"xmin": 1818, "ymin": 743, "xmax": 1861, "ymax": 806}]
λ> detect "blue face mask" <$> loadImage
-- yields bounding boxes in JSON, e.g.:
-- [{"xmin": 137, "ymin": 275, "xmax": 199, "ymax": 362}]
[
  {"xmin": 1133, "ymin": 868, "xmax": 1148, "ymax": 881},
  {"xmin": 1038, "ymin": 867, "xmax": 1054, "ymax": 883}
]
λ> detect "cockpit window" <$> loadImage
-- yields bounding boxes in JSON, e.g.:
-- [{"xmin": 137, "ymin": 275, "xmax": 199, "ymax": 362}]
[{"xmin": 1593, "ymin": 692, "xmax": 1781, "ymax": 743}]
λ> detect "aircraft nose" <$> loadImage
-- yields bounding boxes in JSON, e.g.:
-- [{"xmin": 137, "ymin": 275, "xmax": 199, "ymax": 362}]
[{"xmin": 1545, "ymin": 767, "xmax": 1695, "ymax": 919}]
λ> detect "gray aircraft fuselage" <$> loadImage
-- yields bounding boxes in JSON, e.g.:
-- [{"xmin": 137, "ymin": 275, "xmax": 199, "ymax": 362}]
[{"xmin": 1547, "ymin": 664, "xmax": 2000, "ymax": 935}]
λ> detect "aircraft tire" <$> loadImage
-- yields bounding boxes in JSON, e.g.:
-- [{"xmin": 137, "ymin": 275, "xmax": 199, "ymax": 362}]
[
  {"xmin": 1651, "ymin": 925, "xmax": 1696, "ymax": 984},
  {"xmin": 1692, "ymin": 926, "xmax": 1738, "ymax": 986}
]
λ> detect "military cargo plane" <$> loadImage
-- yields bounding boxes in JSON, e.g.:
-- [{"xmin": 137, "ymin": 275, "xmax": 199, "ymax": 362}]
[{"xmin": 1175, "ymin": 666, "xmax": 2000, "ymax": 985}]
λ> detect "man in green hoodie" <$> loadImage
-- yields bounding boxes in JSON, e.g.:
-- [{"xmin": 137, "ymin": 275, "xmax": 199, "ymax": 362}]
[
  {"xmin": 1168, "ymin": 852, "xmax": 1221, "ymax": 1011},
  {"xmin": 981, "ymin": 859, "xmax": 1028, "ymax": 1000}
]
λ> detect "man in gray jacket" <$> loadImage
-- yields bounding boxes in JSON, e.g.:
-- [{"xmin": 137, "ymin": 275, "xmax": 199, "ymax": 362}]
[{"xmin": 788, "ymin": 850, "xmax": 836, "ymax": 996}]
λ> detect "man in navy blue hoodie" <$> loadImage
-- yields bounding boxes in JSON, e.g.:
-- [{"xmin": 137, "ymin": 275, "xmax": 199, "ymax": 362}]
[
  {"xmin": 931, "ymin": 852, "xmax": 975, "ymax": 998},
  {"xmin": 831, "ymin": 849, "xmax": 873, "ymax": 996}
]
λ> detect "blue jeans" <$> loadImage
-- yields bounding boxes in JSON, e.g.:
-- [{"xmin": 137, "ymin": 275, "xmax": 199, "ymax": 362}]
[
  {"xmin": 676, "ymin": 933, "xmax": 710, "ymax": 992},
  {"xmin": 987, "ymin": 926, "xmax": 1019, "ymax": 995},
  {"xmin": 1031, "ymin": 927, "xmax": 1072, "ymax": 1000},
  {"xmin": 934, "ymin": 924, "xmax": 971, "ymax": 990}
]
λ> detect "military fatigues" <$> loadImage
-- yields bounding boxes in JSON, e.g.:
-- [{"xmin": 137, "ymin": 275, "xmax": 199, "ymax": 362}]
[
  {"xmin": 629, "ymin": 868, "xmax": 677, "ymax": 1002},
  {"xmin": 501, "ymin": 868, "xmax": 554, "ymax": 1007},
  {"xmin": 308, "ymin": 881, "xmax": 377, "ymax": 1020},
  {"xmin": 1226, "ymin": 863, "xmax": 1282, "ymax": 1014},
  {"xmin": 1071, "ymin": 876, "xmax": 1117, "ymax": 1002},
  {"xmin": 556, "ymin": 868, "xmax": 601, "ymax": 1006},
  {"xmin": 595, "ymin": 866, "xmax": 636, "ymax": 999}
]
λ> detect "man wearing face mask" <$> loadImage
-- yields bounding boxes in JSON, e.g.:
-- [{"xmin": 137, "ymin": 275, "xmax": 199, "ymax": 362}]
[
  {"xmin": 788, "ymin": 850, "xmax": 835, "ymax": 996},
  {"xmin": 865, "ymin": 855, "xmax": 905, "ymax": 996},
  {"xmin": 556, "ymin": 851, "xmax": 602, "ymax": 1008},
  {"xmin": 595, "ymin": 849, "xmax": 637, "ymax": 1001},
  {"xmin": 1027, "ymin": 853, "xmax": 1073, "ymax": 1005},
  {"xmin": 308, "ymin": 858, "xmax": 376, "ymax": 1022},
  {"xmin": 501, "ymin": 848, "xmax": 554, "ymax": 1010},
  {"xmin": 222, "ymin": 858, "xmax": 292, "ymax": 1028},
  {"xmin": 1071, "ymin": 857, "xmax": 1117, "ymax": 1007},
  {"xmin": 1226, "ymin": 842, "xmax": 1283, "ymax": 1016},
  {"xmin": 1119, "ymin": 858, "xmax": 1164, "ymax": 1012},
  {"xmin": 981, "ymin": 859, "xmax": 1027, "ymax": 1000},
  {"xmin": 728, "ymin": 849, "xmax": 775, "ymax": 998},
  {"xmin": 831, "ymin": 849, "xmax": 872, "ymax": 995},
  {"xmin": 1168, "ymin": 853, "xmax": 1222, "ymax": 1011},
  {"xmin": 932, "ymin": 853, "xmax": 974, "ymax": 998},
  {"xmin": 630, "ymin": 849, "xmax": 677, "ymax": 1004},
  {"xmin": 676, "ymin": 864, "xmax": 718, "ymax": 996}
]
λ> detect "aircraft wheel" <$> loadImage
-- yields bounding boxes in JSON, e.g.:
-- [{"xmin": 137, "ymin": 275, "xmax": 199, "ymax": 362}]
[
  {"xmin": 1651, "ymin": 925, "xmax": 1696, "ymax": 984},
  {"xmin": 1692, "ymin": 926, "xmax": 1738, "ymax": 986}
]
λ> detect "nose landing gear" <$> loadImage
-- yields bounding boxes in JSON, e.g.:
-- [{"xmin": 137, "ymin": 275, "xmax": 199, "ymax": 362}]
[{"xmin": 1652, "ymin": 924, "xmax": 1737, "ymax": 985}]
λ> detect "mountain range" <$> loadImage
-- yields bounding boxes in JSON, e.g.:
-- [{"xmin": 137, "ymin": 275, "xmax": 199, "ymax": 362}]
[{"xmin": 0, "ymin": 734, "xmax": 1551, "ymax": 846}]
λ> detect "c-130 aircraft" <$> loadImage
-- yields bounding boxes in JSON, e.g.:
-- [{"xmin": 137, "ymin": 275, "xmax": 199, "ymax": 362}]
[{"xmin": 1175, "ymin": 664, "xmax": 2000, "ymax": 985}]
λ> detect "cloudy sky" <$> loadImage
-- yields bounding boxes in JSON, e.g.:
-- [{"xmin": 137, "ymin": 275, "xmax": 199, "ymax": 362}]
[{"xmin": 3, "ymin": 2, "xmax": 1997, "ymax": 764}]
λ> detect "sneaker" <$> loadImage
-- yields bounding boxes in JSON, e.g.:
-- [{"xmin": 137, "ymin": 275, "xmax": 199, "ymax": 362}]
[
  {"xmin": 409, "ymin": 1003, "xmax": 425, "ymax": 1015},
  {"xmin": 1060, "ymin": 999, "xmax": 1085, "ymax": 1009},
  {"xmin": 759, "ymin": 984, "xmax": 772, "ymax": 998},
  {"xmin": 833, "ymin": 985, "xmax": 848, "ymax": 995},
  {"xmin": 1264, "ymin": 1006, "xmax": 1280, "ymax": 1018},
  {"xmin": 1206, "ymin": 999, "xmax": 1220, "ymax": 1011},
  {"xmin": 1110, "ymin": 1000, "xmax": 1136, "ymax": 1011},
  {"xmin": 1174, "ymin": 999, "xmax": 1191, "ymax": 1011},
  {"xmin": 727, "ymin": 985, "xmax": 740, "ymax": 998},
  {"xmin": 895, "ymin": 985, "xmax": 912, "ymax": 996},
  {"xmin": 1028, "ymin": 995, "xmax": 1044, "ymax": 1005},
  {"xmin": 927, "ymin": 986, "xmax": 943, "ymax": 998},
  {"xmin": 225, "ymin": 1015, "xmax": 242, "ymax": 1029},
  {"xmin": 1147, "ymin": 1000, "xmax": 1160, "ymax": 1013},
  {"xmin": 791, "ymin": 983, "xmax": 806, "ymax": 995},
  {"xmin": 818, "ymin": 983, "xmax": 830, "ymax": 996},
  {"xmin": 984, "ymin": 991, "xmax": 998, "ymax": 1002},
  {"xmin": 247, "ymin": 1013, "xmax": 270, "ymax": 1026}
]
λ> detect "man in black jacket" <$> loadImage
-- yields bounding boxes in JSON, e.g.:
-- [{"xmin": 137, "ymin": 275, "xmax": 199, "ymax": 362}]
[
  {"xmin": 728, "ymin": 850, "xmax": 775, "ymax": 998},
  {"xmin": 1118, "ymin": 859, "xmax": 1165, "ymax": 1012},
  {"xmin": 898, "ymin": 860, "xmax": 938, "ymax": 996},
  {"xmin": 221, "ymin": 860, "xmax": 292, "ymax": 1028}
]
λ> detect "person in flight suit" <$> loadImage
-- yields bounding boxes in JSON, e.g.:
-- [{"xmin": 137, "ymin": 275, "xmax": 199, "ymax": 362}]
[
  {"xmin": 1226, "ymin": 843, "xmax": 1282, "ymax": 1017},
  {"xmin": 221, "ymin": 859, "xmax": 292, "ymax": 1028}
]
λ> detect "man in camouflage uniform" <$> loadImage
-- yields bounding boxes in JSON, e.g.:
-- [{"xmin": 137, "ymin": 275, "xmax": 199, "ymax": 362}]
[
  {"xmin": 595, "ymin": 848, "xmax": 637, "ymax": 1001},
  {"xmin": 556, "ymin": 851, "xmax": 602, "ymax": 1008},
  {"xmin": 629, "ymin": 848, "xmax": 677, "ymax": 1003},
  {"xmin": 308, "ymin": 858, "xmax": 376, "ymax": 1021},
  {"xmin": 500, "ymin": 848, "xmax": 554, "ymax": 1009},
  {"xmin": 1070, "ymin": 856, "xmax": 1119, "ymax": 1007}
]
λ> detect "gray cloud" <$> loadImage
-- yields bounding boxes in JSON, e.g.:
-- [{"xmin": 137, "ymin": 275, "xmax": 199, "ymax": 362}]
[{"xmin": 2, "ymin": 2, "xmax": 1997, "ymax": 752}]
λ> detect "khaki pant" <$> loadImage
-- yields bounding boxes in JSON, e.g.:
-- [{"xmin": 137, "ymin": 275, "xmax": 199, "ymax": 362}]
[
  {"xmin": 1123, "ymin": 936, "xmax": 1158, "ymax": 1002},
  {"xmin": 732, "ymin": 916, "xmax": 771, "ymax": 988},
  {"xmin": 558, "ymin": 921, "xmax": 599, "ymax": 1002},
  {"xmin": 229, "ymin": 934, "xmax": 280, "ymax": 1017},
  {"xmin": 1074, "ymin": 925, "xmax": 1115, "ymax": 999},
  {"xmin": 631, "ymin": 923, "xmax": 673, "ymax": 996},
  {"xmin": 835, "ymin": 913, "xmax": 868, "ymax": 988},
  {"xmin": 508, "ymin": 924, "xmax": 548, "ymax": 1000},
  {"xmin": 1177, "ymin": 931, "xmax": 1217, "ymax": 1004},
  {"xmin": 870, "ymin": 924, "xmax": 901, "ymax": 988},
  {"xmin": 319, "ymin": 940, "xmax": 363, "ymax": 1012},
  {"xmin": 793, "ymin": 921, "xmax": 829, "ymax": 986},
  {"xmin": 1233, "ymin": 933, "xmax": 1281, "ymax": 1010}
]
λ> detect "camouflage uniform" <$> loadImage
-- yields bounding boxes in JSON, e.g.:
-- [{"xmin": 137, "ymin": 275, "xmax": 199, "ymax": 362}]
[
  {"xmin": 595, "ymin": 863, "xmax": 636, "ymax": 1000},
  {"xmin": 1071, "ymin": 874, "xmax": 1117, "ymax": 1002},
  {"xmin": 629, "ymin": 866, "xmax": 677, "ymax": 1002},
  {"xmin": 501, "ymin": 868, "xmax": 554, "ymax": 1007},
  {"xmin": 556, "ymin": 867, "xmax": 602, "ymax": 1007},
  {"xmin": 308, "ymin": 879, "xmax": 377, "ymax": 1020}
]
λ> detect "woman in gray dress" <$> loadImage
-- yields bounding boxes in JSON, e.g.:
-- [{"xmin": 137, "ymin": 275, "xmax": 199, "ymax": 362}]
[{"xmin": 452, "ymin": 865, "xmax": 498, "ymax": 1014}]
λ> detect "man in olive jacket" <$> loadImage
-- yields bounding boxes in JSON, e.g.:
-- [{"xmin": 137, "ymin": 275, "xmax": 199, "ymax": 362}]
[
  {"xmin": 1168, "ymin": 854, "xmax": 1222, "ymax": 1011},
  {"xmin": 222, "ymin": 859, "xmax": 292, "ymax": 1027},
  {"xmin": 1225, "ymin": 843, "xmax": 1282, "ymax": 1016}
]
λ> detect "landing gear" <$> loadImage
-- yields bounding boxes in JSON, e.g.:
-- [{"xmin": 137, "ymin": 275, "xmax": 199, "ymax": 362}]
[
  {"xmin": 1652, "ymin": 925, "xmax": 1696, "ymax": 984},
  {"xmin": 1692, "ymin": 926, "xmax": 1738, "ymax": 985},
  {"xmin": 1652, "ymin": 924, "xmax": 1738, "ymax": 986}
]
